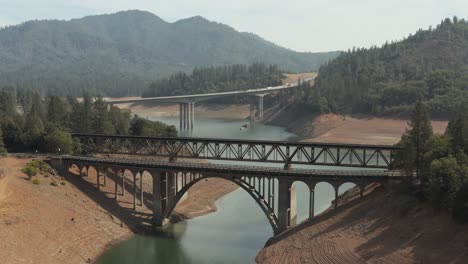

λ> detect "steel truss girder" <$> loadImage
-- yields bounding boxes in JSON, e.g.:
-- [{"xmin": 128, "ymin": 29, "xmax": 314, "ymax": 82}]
[{"xmin": 73, "ymin": 134, "xmax": 400, "ymax": 169}]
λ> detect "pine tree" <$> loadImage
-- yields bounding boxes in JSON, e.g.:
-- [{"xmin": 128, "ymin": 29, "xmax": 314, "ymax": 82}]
[
  {"xmin": 0, "ymin": 127, "xmax": 7, "ymax": 154},
  {"xmin": 92, "ymin": 96, "xmax": 115, "ymax": 134},
  {"xmin": 445, "ymin": 108, "xmax": 468, "ymax": 153},
  {"xmin": 407, "ymin": 102, "xmax": 433, "ymax": 178},
  {"xmin": 47, "ymin": 96, "xmax": 70, "ymax": 129}
]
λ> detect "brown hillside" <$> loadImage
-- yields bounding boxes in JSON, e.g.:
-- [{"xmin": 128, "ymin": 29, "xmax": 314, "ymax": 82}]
[{"xmin": 256, "ymin": 184, "xmax": 468, "ymax": 264}]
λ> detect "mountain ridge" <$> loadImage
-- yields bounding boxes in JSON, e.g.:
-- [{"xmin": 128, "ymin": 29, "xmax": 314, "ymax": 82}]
[{"xmin": 0, "ymin": 10, "xmax": 339, "ymax": 96}]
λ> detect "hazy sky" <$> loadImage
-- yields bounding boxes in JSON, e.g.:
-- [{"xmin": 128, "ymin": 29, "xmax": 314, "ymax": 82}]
[{"xmin": 0, "ymin": 0, "xmax": 467, "ymax": 52}]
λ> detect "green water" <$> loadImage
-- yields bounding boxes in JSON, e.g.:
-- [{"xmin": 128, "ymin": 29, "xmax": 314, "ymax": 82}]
[{"xmin": 96, "ymin": 117, "xmax": 356, "ymax": 264}]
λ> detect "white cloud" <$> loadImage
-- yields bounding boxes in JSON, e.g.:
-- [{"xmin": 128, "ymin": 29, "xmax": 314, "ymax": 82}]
[{"xmin": 0, "ymin": 0, "xmax": 467, "ymax": 51}]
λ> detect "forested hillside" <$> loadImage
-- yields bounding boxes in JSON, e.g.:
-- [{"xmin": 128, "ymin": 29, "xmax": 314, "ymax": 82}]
[
  {"xmin": 142, "ymin": 63, "xmax": 284, "ymax": 97},
  {"xmin": 0, "ymin": 87, "xmax": 176, "ymax": 154},
  {"xmin": 0, "ymin": 10, "xmax": 338, "ymax": 97},
  {"xmin": 311, "ymin": 17, "xmax": 468, "ymax": 116}
]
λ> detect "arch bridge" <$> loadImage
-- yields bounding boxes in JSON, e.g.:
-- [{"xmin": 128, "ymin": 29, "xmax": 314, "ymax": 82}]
[{"xmin": 53, "ymin": 156, "xmax": 404, "ymax": 235}]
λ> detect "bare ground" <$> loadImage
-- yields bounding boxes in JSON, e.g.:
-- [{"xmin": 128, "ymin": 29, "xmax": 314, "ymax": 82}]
[
  {"xmin": 110, "ymin": 101, "xmax": 251, "ymax": 119},
  {"xmin": 0, "ymin": 156, "xmax": 237, "ymax": 264},
  {"xmin": 304, "ymin": 114, "xmax": 448, "ymax": 145},
  {"xmin": 256, "ymin": 184, "xmax": 468, "ymax": 264}
]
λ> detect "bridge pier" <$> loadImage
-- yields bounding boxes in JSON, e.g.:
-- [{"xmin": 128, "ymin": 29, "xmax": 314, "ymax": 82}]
[
  {"xmin": 114, "ymin": 170, "xmax": 119, "ymax": 201},
  {"xmin": 309, "ymin": 187, "xmax": 315, "ymax": 219},
  {"xmin": 140, "ymin": 173, "xmax": 144, "ymax": 206},
  {"xmin": 122, "ymin": 171, "xmax": 125, "ymax": 197},
  {"xmin": 97, "ymin": 168, "xmax": 101, "ymax": 190},
  {"xmin": 133, "ymin": 173, "xmax": 137, "ymax": 211},
  {"xmin": 258, "ymin": 95, "xmax": 264, "ymax": 121},
  {"xmin": 277, "ymin": 179, "xmax": 294, "ymax": 233},
  {"xmin": 250, "ymin": 102, "xmax": 256, "ymax": 124},
  {"xmin": 179, "ymin": 102, "xmax": 195, "ymax": 131},
  {"xmin": 152, "ymin": 171, "xmax": 176, "ymax": 226}
]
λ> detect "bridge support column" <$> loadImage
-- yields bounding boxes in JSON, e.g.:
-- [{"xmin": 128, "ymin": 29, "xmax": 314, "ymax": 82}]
[
  {"xmin": 334, "ymin": 185, "xmax": 339, "ymax": 209},
  {"xmin": 114, "ymin": 170, "xmax": 119, "ymax": 201},
  {"xmin": 122, "ymin": 171, "xmax": 125, "ymax": 197},
  {"xmin": 97, "ymin": 168, "xmax": 101, "ymax": 190},
  {"xmin": 250, "ymin": 102, "xmax": 256, "ymax": 124},
  {"xmin": 152, "ymin": 171, "xmax": 164, "ymax": 226},
  {"xmin": 152, "ymin": 171, "xmax": 173, "ymax": 226},
  {"xmin": 140, "ymin": 173, "xmax": 144, "ymax": 206},
  {"xmin": 185, "ymin": 103, "xmax": 190, "ymax": 130},
  {"xmin": 309, "ymin": 188, "xmax": 315, "ymax": 219},
  {"xmin": 103, "ymin": 170, "xmax": 106, "ymax": 187},
  {"xmin": 277, "ymin": 179, "xmax": 294, "ymax": 233},
  {"xmin": 258, "ymin": 96, "xmax": 264, "ymax": 121},
  {"xmin": 179, "ymin": 104, "xmax": 183, "ymax": 130},
  {"xmin": 190, "ymin": 102, "xmax": 195, "ymax": 130},
  {"xmin": 133, "ymin": 173, "xmax": 137, "ymax": 211},
  {"xmin": 166, "ymin": 172, "xmax": 176, "ymax": 212}
]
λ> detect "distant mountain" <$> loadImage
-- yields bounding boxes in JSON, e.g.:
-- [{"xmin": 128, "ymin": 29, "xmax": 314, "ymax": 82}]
[
  {"xmin": 310, "ymin": 17, "xmax": 468, "ymax": 116},
  {"xmin": 0, "ymin": 10, "xmax": 339, "ymax": 96}
]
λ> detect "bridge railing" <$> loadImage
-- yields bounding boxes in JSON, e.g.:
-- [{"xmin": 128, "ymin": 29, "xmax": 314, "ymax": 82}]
[{"xmin": 71, "ymin": 134, "xmax": 402, "ymax": 169}]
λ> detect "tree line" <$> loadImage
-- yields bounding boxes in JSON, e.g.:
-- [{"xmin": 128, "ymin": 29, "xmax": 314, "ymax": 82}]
[
  {"xmin": 0, "ymin": 87, "xmax": 177, "ymax": 155},
  {"xmin": 309, "ymin": 17, "xmax": 468, "ymax": 117},
  {"xmin": 394, "ymin": 102, "xmax": 468, "ymax": 222}
]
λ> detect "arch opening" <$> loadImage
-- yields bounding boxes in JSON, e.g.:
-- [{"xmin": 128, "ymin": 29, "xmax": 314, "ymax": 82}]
[
  {"xmin": 164, "ymin": 175, "xmax": 279, "ymax": 234},
  {"xmin": 314, "ymin": 181, "xmax": 336, "ymax": 216}
]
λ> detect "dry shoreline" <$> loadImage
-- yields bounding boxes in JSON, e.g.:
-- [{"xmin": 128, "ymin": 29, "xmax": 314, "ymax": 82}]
[
  {"xmin": 256, "ymin": 183, "xmax": 468, "ymax": 264},
  {"xmin": 0, "ymin": 156, "xmax": 238, "ymax": 264}
]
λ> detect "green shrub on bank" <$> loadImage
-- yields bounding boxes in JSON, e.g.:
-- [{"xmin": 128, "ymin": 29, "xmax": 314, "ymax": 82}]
[
  {"xmin": 22, "ymin": 165, "xmax": 38, "ymax": 180},
  {"xmin": 32, "ymin": 179, "xmax": 40, "ymax": 185}
]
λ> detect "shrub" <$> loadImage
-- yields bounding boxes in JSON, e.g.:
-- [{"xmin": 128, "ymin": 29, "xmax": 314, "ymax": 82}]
[
  {"xmin": 424, "ymin": 156, "xmax": 462, "ymax": 209},
  {"xmin": 32, "ymin": 179, "xmax": 40, "ymax": 185},
  {"xmin": 50, "ymin": 181, "xmax": 59, "ymax": 187},
  {"xmin": 43, "ymin": 129, "xmax": 74, "ymax": 154},
  {"xmin": 22, "ymin": 165, "xmax": 38, "ymax": 180}
]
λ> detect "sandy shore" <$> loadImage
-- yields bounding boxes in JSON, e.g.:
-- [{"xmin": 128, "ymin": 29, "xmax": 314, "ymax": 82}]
[
  {"xmin": 302, "ymin": 114, "xmax": 448, "ymax": 145},
  {"xmin": 256, "ymin": 184, "xmax": 468, "ymax": 264},
  {"xmin": 0, "ymin": 156, "xmax": 238, "ymax": 264},
  {"xmin": 113, "ymin": 101, "xmax": 251, "ymax": 120}
]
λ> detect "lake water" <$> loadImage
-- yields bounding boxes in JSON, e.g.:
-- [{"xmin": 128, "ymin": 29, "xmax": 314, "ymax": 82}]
[{"xmin": 97, "ymin": 117, "xmax": 356, "ymax": 264}]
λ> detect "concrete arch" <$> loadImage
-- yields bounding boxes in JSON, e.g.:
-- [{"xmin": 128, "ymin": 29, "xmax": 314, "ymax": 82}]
[{"xmin": 163, "ymin": 175, "xmax": 280, "ymax": 234}]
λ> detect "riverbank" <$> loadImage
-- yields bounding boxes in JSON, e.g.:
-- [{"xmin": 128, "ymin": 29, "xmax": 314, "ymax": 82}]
[
  {"xmin": 0, "ymin": 156, "xmax": 238, "ymax": 264},
  {"xmin": 256, "ymin": 184, "xmax": 468, "ymax": 263},
  {"xmin": 266, "ymin": 110, "xmax": 448, "ymax": 145}
]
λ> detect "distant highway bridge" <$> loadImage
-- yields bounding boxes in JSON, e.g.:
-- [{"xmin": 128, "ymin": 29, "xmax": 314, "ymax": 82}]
[
  {"xmin": 106, "ymin": 79, "xmax": 312, "ymax": 131},
  {"xmin": 49, "ymin": 134, "xmax": 404, "ymax": 235}
]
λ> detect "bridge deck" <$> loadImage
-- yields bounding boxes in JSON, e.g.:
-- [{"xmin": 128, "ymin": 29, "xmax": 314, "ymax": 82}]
[
  {"xmin": 105, "ymin": 79, "xmax": 312, "ymax": 104},
  {"xmin": 61, "ymin": 156, "xmax": 405, "ymax": 181}
]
